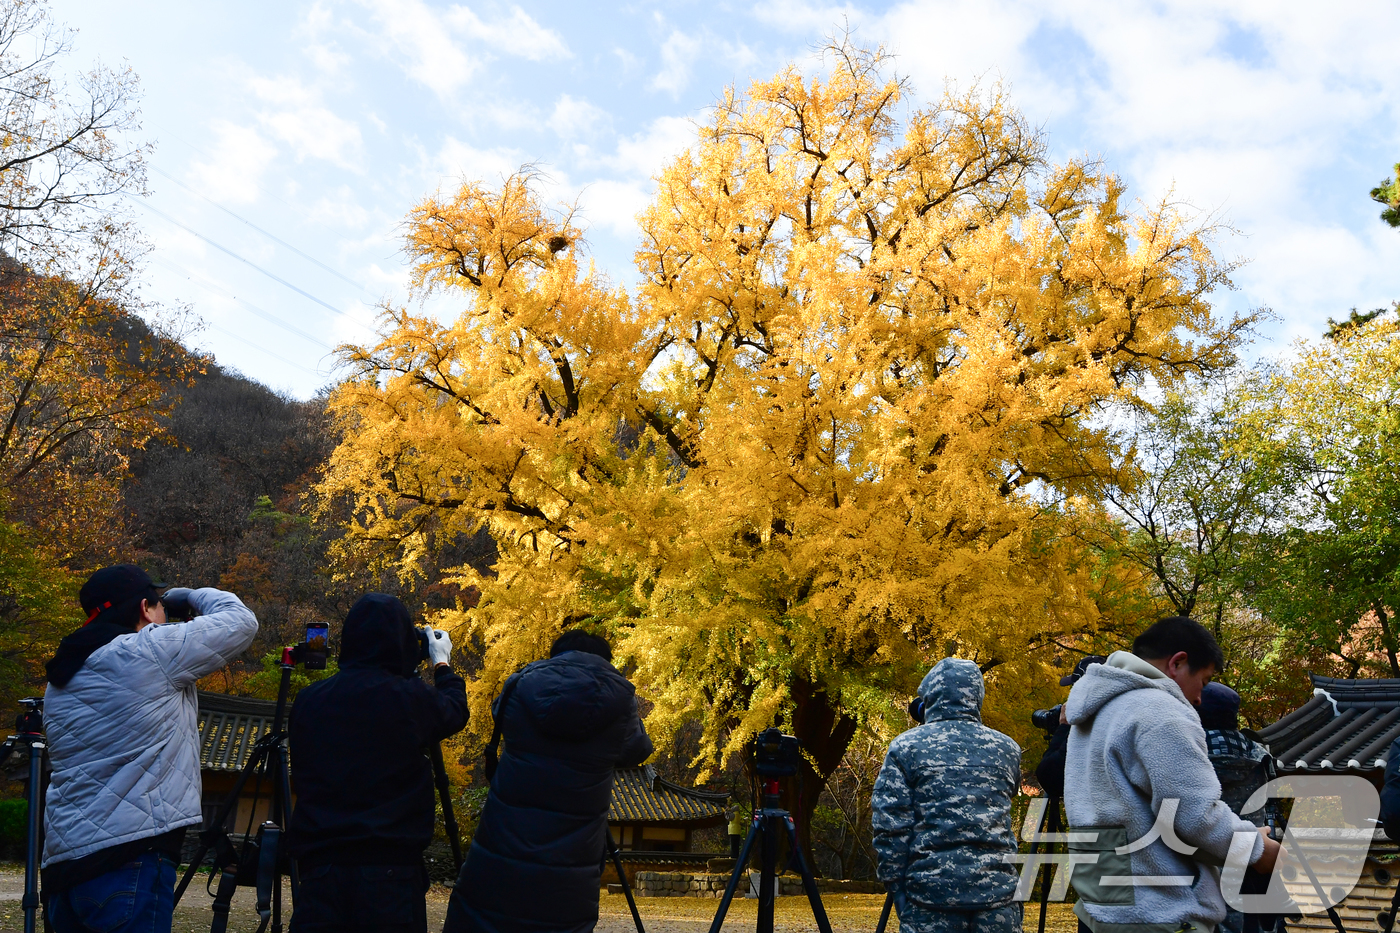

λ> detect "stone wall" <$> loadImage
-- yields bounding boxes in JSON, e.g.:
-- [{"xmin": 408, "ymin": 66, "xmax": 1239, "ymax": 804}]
[
  {"xmin": 631, "ymin": 871, "xmax": 884, "ymax": 898},
  {"xmin": 635, "ymin": 871, "xmax": 735, "ymax": 897}
]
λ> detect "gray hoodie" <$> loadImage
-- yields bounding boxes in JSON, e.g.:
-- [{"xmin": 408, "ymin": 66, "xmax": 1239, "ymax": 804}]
[
  {"xmin": 871, "ymin": 658, "xmax": 1022, "ymax": 910},
  {"xmin": 1064, "ymin": 651, "xmax": 1264, "ymax": 932}
]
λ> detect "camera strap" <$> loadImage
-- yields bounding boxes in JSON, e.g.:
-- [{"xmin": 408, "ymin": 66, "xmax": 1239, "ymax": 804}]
[{"xmin": 483, "ymin": 678, "xmax": 519, "ymax": 782}]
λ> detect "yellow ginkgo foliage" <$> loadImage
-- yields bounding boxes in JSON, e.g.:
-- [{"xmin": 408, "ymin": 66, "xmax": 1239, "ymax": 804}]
[{"xmin": 320, "ymin": 45, "xmax": 1249, "ymax": 817}]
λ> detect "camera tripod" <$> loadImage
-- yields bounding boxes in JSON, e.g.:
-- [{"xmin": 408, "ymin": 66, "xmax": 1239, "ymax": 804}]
[
  {"xmin": 173, "ymin": 644, "xmax": 465, "ymax": 933},
  {"xmin": 0, "ymin": 699, "xmax": 46, "ymax": 933},
  {"xmin": 173, "ymin": 645, "xmax": 302, "ymax": 933},
  {"xmin": 706, "ymin": 777, "xmax": 834, "ymax": 933}
]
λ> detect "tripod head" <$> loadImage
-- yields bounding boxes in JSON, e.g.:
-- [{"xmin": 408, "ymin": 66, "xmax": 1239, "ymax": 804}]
[
  {"xmin": 282, "ymin": 621, "xmax": 329, "ymax": 671},
  {"xmin": 0, "ymin": 699, "xmax": 44, "ymax": 777},
  {"xmin": 13, "ymin": 698, "xmax": 41, "ymax": 737}
]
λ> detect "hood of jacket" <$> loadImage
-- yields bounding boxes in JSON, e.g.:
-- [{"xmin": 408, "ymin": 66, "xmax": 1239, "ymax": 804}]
[
  {"xmin": 1064, "ymin": 649, "xmax": 1192, "ymax": 724},
  {"xmin": 918, "ymin": 657, "xmax": 984, "ymax": 724},
  {"xmin": 516, "ymin": 650, "xmax": 636, "ymax": 741},
  {"xmin": 46, "ymin": 621, "xmax": 136, "ymax": 688},
  {"xmin": 338, "ymin": 593, "xmax": 420, "ymax": 677}
]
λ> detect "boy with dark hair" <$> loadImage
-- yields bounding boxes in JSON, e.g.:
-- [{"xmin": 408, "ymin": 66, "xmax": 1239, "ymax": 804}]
[
  {"xmin": 445, "ymin": 629, "xmax": 653, "ymax": 933},
  {"xmin": 549, "ymin": 629, "xmax": 613, "ymax": 661},
  {"xmin": 42, "ymin": 564, "xmax": 258, "ymax": 933},
  {"xmin": 1064, "ymin": 617, "xmax": 1280, "ymax": 933}
]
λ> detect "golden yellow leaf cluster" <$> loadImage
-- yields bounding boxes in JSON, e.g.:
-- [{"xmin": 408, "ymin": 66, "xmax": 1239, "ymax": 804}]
[{"xmin": 320, "ymin": 45, "xmax": 1250, "ymax": 776}]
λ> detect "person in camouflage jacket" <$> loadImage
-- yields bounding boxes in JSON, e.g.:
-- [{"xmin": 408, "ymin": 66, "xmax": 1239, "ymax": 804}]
[{"xmin": 872, "ymin": 658, "xmax": 1024, "ymax": 932}]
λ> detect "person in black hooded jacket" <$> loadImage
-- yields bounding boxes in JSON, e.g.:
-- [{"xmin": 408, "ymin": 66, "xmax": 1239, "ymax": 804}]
[
  {"xmin": 286, "ymin": 593, "xmax": 470, "ymax": 933},
  {"xmin": 444, "ymin": 630, "xmax": 653, "ymax": 933}
]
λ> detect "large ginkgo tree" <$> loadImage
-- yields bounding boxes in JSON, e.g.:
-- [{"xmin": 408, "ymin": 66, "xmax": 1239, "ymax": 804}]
[{"xmin": 320, "ymin": 45, "xmax": 1250, "ymax": 838}]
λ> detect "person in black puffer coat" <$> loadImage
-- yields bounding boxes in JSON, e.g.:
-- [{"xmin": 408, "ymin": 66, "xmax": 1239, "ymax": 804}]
[
  {"xmin": 287, "ymin": 594, "xmax": 470, "ymax": 933},
  {"xmin": 445, "ymin": 630, "xmax": 653, "ymax": 933}
]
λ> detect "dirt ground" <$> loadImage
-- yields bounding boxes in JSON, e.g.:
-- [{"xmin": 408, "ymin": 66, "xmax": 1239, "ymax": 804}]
[{"xmin": 0, "ymin": 866, "xmax": 1080, "ymax": 932}]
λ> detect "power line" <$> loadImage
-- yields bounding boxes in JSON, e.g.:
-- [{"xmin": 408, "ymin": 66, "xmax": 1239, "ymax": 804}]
[
  {"xmin": 131, "ymin": 197, "xmax": 374, "ymax": 332},
  {"xmin": 202, "ymin": 321, "xmax": 325, "ymax": 376},
  {"xmin": 151, "ymin": 255, "xmax": 338, "ymax": 354},
  {"xmin": 150, "ymin": 165, "xmax": 371, "ymax": 295}
]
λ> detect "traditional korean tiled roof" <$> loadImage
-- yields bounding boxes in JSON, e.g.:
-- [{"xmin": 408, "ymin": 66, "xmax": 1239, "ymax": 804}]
[
  {"xmin": 609, "ymin": 765, "xmax": 730, "ymax": 825},
  {"xmin": 1255, "ymin": 675, "xmax": 1400, "ymax": 774},
  {"xmin": 197, "ymin": 691, "xmax": 279, "ymax": 773},
  {"xmin": 196, "ymin": 694, "xmax": 732, "ymax": 823}
]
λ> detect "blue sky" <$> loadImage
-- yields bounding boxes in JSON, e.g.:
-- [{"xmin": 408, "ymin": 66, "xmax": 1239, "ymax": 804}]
[{"xmin": 55, "ymin": 0, "xmax": 1400, "ymax": 399}]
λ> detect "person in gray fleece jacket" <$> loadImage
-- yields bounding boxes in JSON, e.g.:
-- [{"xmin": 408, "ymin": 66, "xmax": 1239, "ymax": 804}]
[{"xmin": 1064, "ymin": 617, "xmax": 1280, "ymax": 933}]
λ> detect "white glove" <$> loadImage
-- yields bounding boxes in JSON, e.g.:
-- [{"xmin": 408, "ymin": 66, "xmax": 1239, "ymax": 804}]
[{"xmin": 425, "ymin": 626, "xmax": 453, "ymax": 667}]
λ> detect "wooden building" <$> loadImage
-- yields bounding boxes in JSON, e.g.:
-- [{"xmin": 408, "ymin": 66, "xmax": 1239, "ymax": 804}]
[
  {"xmin": 608, "ymin": 764, "xmax": 730, "ymax": 855},
  {"xmin": 196, "ymin": 693, "xmax": 729, "ymax": 865},
  {"xmin": 196, "ymin": 691, "xmax": 285, "ymax": 834},
  {"xmin": 1254, "ymin": 675, "xmax": 1400, "ymax": 931}
]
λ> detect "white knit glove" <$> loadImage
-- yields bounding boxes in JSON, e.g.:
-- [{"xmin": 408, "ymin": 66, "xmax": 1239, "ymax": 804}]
[{"xmin": 424, "ymin": 626, "xmax": 453, "ymax": 666}]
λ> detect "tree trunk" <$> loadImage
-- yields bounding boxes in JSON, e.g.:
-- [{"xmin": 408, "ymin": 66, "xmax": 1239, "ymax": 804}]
[
  {"xmin": 780, "ymin": 678, "xmax": 859, "ymax": 876},
  {"xmin": 1375, "ymin": 602, "xmax": 1400, "ymax": 678}
]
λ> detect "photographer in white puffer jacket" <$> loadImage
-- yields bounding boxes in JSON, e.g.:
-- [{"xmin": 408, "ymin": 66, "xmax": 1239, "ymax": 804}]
[{"xmin": 41, "ymin": 563, "xmax": 258, "ymax": 933}]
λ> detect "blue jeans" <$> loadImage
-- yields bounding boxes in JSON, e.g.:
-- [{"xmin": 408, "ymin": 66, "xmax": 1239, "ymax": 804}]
[{"xmin": 48, "ymin": 852, "xmax": 175, "ymax": 933}]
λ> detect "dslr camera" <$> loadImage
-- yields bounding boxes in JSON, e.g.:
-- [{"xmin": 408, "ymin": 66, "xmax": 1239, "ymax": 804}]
[
  {"xmin": 1031, "ymin": 703, "xmax": 1063, "ymax": 736},
  {"xmin": 752, "ymin": 728, "xmax": 801, "ymax": 778}
]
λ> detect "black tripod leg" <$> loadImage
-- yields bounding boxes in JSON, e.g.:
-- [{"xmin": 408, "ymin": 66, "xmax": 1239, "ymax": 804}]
[
  {"xmin": 429, "ymin": 743, "xmax": 463, "ymax": 874},
  {"xmin": 780, "ymin": 815, "xmax": 833, "ymax": 933},
  {"xmin": 874, "ymin": 891, "xmax": 894, "ymax": 933},
  {"xmin": 1385, "ymin": 870, "xmax": 1400, "ymax": 933},
  {"xmin": 174, "ymin": 741, "xmax": 273, "ymax": 906},
  {"xmin": 22, "ymin": 741, "xmax": 42, "ymax": 933},
  {"xmin": 1280, "ymin": 828, "xmax": 1346, "ymax": 933},
  {"xmin": 1037, "ymin": 796, "xmax": 1060, "ymax": 933},
  {"xmin": 274, "ymin": 740, "xmax": 298, "ymax": 904},
  {"xmin": 758, "ymin": 813, "xmax": 777, "ymax": 933},
  {"xmin": 707, "ymin": 822, "xmax": 762, "ymax": 933},
  {"xmin": 605, "ymin": 834, "xmax": 645, "ymax": 933}
]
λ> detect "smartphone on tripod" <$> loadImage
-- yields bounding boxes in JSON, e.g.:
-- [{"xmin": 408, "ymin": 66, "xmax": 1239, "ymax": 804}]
[{"xmin": 302, "ymin": 623, "xmax": 329, "ymax": 670}]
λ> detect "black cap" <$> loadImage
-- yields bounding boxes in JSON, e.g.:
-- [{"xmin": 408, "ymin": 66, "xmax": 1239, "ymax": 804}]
[
  {"xmin": 1199, "ymin": 681, "xmax": 1241, "ymax": 727},
  {"xmin": 1060, "ymin": 654, "xmax": 1108, "ymax": 686},
  {"xmin": 79, "ymin": 564, "xmax": 157, "ymax": 625}
]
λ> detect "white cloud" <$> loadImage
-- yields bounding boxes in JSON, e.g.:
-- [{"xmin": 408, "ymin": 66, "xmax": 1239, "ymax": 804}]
[
  {"xmin": 652, "ymin": 30, "xmax": 703, "ymax": 96},
  {"xmin": 613, "ymin": 47, "xmax": 642, "ymax": 74},
  {"xmin": 298, "ymin": 1, "xmax": 352, "ymax": 74},
  {"xmin": 577, "ymin": 179, "xmax": 651, "ymax": 237},
  {"xmin": 752, "ymin": 0, "xmax": 861, "ymax": 32},
  {"xmin": 186, "ymin": 121, "xmax": 279, "ymax": 205},
  {"xmin": 430, "ymin": 136, "xmax": 527, "ymax": 188},
  {"xmin": 550, "ymin": 95, "xmax": 612, "ymax": 140},
  {"xmin": 350, "ymin": 0, "xmax": 569, "ymax": 96},
  {"xmin": 819, "ymin": 0, "xmax": 1399, "ymax": 342},
  {"xmin": 611, "ymin": 116, "xmax": 696, "ymax": 179},
  {"xmin": 247, "ymin": 76, "xmax": 363, "ymax": 171},
  {"xmin": 354, "ymin": 0, "xmax": 477, "ymax": 91},
  {"xmin": 445, "ymin": 5, "xmax": 570, "ymax": 62},
  {"xmin": 308, "ymin": 186, "xmax": 372, "ymax": 229}
]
